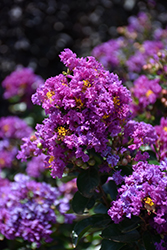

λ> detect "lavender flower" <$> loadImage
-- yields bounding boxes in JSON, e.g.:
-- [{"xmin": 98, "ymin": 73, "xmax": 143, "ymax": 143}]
[
  {"xmin": 18, "ymin": 49, "xmax": 132, "ymax": 178},
  {"xmin": 0, "ymin": 116, "xmax": 33, "ymax": 140},
  {"xmin": 26, "ymin": 154, "xmax": 46, "ymax": 178},
  {"xmin": 108, "ymin": 161, "xmax": 167, "ymax": 238},
  {"xmin": 123, "ymin": 120, "xmax": 157, "ymax": 150},
  {"xmin": 2, "ymin": 67, "xmax": 44, "ymax": 106},
  {"xmin": 0, "ymin": 117, "xmax": 33, "ymax": 169},
  {"xmin": 0, "ymin": 173, "xmax": 75, "ymax": 247},
  {"xmin": 130, "ymin": 75, "xmax": 161, "ymax": 115},
  {"xmin": 154, "ymin": 117, "xmax": 167, "ymax": 160}
]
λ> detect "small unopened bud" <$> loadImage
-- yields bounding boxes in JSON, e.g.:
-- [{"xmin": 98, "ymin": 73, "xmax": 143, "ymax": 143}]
[
  {"xmin": 157, "ymin": 51, "xmax": 162, "ymax": 57},
  {"xmin": 143, "ymin": 64, "xmax": 148, "ymax": 70},
  {"xmin": 88, "ymin": 159, "xmax": 96, "ymax": 166},
  {"xmin": 121, "ymin": 158, "xmax": 128, "ymax": 166},
  {"xmin": 162, "ymin": 89, "xmax": 167, "ymax": 95},
  {"xmin": 161, "ymin": 97, "xmax": 166, "ymax": 103},
  {"xmin": 82, "ymin": 163, "xmax": 88, "ymax": 169},
  {"xmin": 37, "ymin": 142, "xmax": 42, "ymax": 149},
  {"xmin": 30, "ymin": 135, "xmax": 37, "ymax": 142},
  {"xmin": 126, "ymin": 155, "xmax": 131, "ymax": 163},
  {"xmin": 75, "ymin": 159, "xmax": 83, "ymax": 167}
]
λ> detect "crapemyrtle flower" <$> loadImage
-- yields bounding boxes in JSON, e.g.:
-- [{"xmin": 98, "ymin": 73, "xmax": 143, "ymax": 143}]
[
  {"xmin": 155, "ymin": 239, "xmax": 167, "ymax": 250},
  {"xmin": 126, "ymin": 40, "xmax": 164, "ymax": 75},
  {"xmin": 123, "ymin": 120, "xmax": 157, "ymax": 150},
  {"xmin": 91, "ymin": 37, "xmax": 126, "ymax": 71},
  {"xmin": 0, "ymin": 117, "xmax": 33, "ymax": 169},
  {"xmin": 0, "ymin": 116, "xmax": 33, "ymax": 140},
  {"xmin": 108, "ymin": 161, "xmax": 167, "ymax": 238},
  {"xmin": 58, "ymin": 178, "xmax": 77, "ymax": 200},
  {"xmin": 130, "ymin": 75, "xmax": 162, "ymax": 115},
  {"xmin": 154, "ymin": 117, "xmax": 167, "ymax": 160},
  {"xmin": 26, "ymin": 154, "xmax": 46, "ymax": 178},
  {"xmin": 108, "ymin": 170, "xmax": 124, "ymax": 185},
  {"xmin": 0, "ymin": 147, "xmax": 18, "ymax": 169},
  {"xmin": 0, "ymin": 173, "xmax": 75, "ymax": 247},
  {"xmin": 127, "ymin": 12, "xmax": 152, "ymax": 36},
  {"xmin": 2, "ymin": 67, "xmax": 44, "ymax": 106},
  {"xmin": 18, "ymin": 49, "xmax": 132, "ymax": 178}
]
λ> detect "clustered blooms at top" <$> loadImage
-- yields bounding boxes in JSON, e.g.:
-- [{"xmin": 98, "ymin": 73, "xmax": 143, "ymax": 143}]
[
  {"xmin": 154, "ymin": 117, "xmax": 167, "ymax": 161},
  {"xmin": 2, "ymin": 67, "xmax": 44, "ymax": 106},
  {"xmin": 92, "ymin": 12, "xmax": 167, "ymax": 82},
  {"xmin": 17, "ymin": 49, "xmax": 159, "ymax": 179},
  {"xmin": 0, "ymin": 116, "xmax": 32, "ymax": 169},
  {"xmin": 108, "ymin": 161, "xmax": 167, "ymax": 236},
  {"xmin": 18, "ymin": 49, "xmax": 133, "ymax": 178},
  {"xmin": 130, "ymin": 75, "xmax": 162, "ymax": 116},
  {"xmin": 0, "ymin": 173, "xmax": 76, "ymax": 247}
]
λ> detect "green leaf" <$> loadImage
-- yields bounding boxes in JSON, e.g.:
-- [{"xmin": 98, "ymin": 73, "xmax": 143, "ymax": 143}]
[
  {"xmin": 77, "ymin": 168, "xmax": 100, "ymax": 198},
  {"xmin": 102, "ymin": 180, "xmax": 118, "ymax": 200},
  {"xmin": 94, "ymin": 203, "xmax": 108, "ymax": 214},
  {"xmin": 100, "ymin": 240, "xmax": 125, "ymax": 250},
  {"xmin": 147, "ymin": 160, "xmax": 160, "ymax": 165},
  {"xmin": 142, "ymin": 231, "xmax": 156, "ymax": 250},
  {"xmin": 72, "ymin": 191, "xmax": 93, "ymax": 214},
  {"xmin": 102, "ymin": 224, "xmax": 140, "ymax": 243},
  {"xmin": 72, "ymin": 214, "xmax": 111, "ymax": 247},
  {"xmin": 118, "ymin": 216, "xmax": 141, "ymax": 233}
]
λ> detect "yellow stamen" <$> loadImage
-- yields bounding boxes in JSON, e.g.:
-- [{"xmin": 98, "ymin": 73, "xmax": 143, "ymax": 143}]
[
  {"xmin": 75, "ymin": 97, "xmax": 84, "ymax": 107},
  {"xmin": 144, "ymin": 197, "xmax": 156, "ymax": 214},
  {"xmin": 146, "ymin": 89, "xmax": 153, "ymax": 97},
  {"xmin": 57, "ymin": 127, "xmax": 68, "ymax": 137},
  {"xmin": 113, "ymin": 96, "xmax": 120, "ymax": 107},
  {"xmin": 0, "ymin": 158, "xmax": 5, "ymax": 166},
  {"xmin": 164, "ymin": 126, "xmax": 167, "ymax": 132},
  {"xmin": 46, "ymin": 91, "xmax": 55, "ymax": 100},
  {"xmin": 3, "ymin": 125, "xmax": 9, "ymax": 132},
  {"xmin": 144, "ymin": 197, "xmax": 154, "ymax": 207},
  {"xmin": 102, "ymin": 114, "xmax": 110, "ymax": 119},
  {"xmin": 83, "ymin": 80, "xmax": 91, "ymax": 88},
  {"xmin": 49, "ymin": 155, "xmax": 55, "ymax": 163}
]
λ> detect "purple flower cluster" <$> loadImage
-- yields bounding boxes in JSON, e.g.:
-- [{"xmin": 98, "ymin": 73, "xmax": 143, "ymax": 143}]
[
  {"xmin": 0, "ymin": 116, "xmax": 33, "ymax": 169},
  {"xmin": 123, "ymin": 120, "xmax": 157, "ymax": 150},
  {"xmin": 0, "ymin": 173, "xmax": 76, "ymax": 247},
  {"xmin": 91, "ymin": 37, "xmax": 126, "ymax": 71},
  {"xmin": 130, "ymin": 75, "xmax": 162, "ymax": 115},
  {"xmin": 92, "ymin": 11, "xmax": 167, "ymax": 82},
  {"xmin": 108, "ymin": 161, "xmax": 167, "ymax": 237},
  {"xmin": 2, "ymin": 67, "xmax": 44, "ymax": 106},
  {"xmin": 0, "ymin": 116, "xmax": 33, "ymax": 140},
  {"xmin": 126, "ymin": 40, "xmax": 164, "ymax": 74},
  {"xmin": 26, "ymin": 154, "xmax": 46, "ymax": 178},
  {"xmin": 18, "ymin": 49, "xmax": 132, "ymax": 178},
  {"xmin": 154, "ymin": 117, "xmax": 167, "ymax": 160}
]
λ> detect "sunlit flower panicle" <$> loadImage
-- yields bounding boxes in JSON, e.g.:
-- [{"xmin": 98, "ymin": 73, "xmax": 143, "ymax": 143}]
[
  {"xmin": 154, "ymin": 117, "xmax": 167, "ymax": 160},
  {"xmin": 19, "ymin": 49, "xmax": 132, "ymax": 178},
  {"xmin": 2, "ymin": 67, "xmax": 44, "ymax": 106},
  {"xmin": 108, "ymin": 161, "xmax": 167, "ymax": 235},
  {"xmin": 0, "ymin": 174, "xmax": 76, "ymax": 247},
  {"xmin": 130, "ymin": 75, "xmax": 162, "ymax": 115}
]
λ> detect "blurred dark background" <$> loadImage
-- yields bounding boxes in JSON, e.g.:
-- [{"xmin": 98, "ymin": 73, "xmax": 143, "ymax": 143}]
[{"xmin": 0, "ymin": 0, "xmax": 167, "ymax": 115}]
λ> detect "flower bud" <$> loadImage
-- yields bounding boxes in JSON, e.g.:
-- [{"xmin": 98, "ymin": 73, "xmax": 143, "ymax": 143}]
[
  {"xmin": 75, "ymin": 159, "xmax": 83, "ymax": 167},
  {"xmin": 88, "ymin": 159, "xmax": 96, "ymax": 166},
  {"xmin": 30, "ymin": 135, "xmax": 37, "ymax": 142},
  {"xmin": 37, "ymin": 142, "xmax": 42, "ymax": 149},
  {"xmin": 121, "ymin": 158, "xmax": 128, "ymax": 166}
]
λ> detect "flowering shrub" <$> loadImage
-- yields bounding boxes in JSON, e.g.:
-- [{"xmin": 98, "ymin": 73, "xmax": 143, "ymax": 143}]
[
  {"xmin": 0, "ymin": 174, "xmax": 75, "ymax": 248},
  {"xmin": 2, "ymin": 67, "xmax": 44, "ymax": 107},
  {"xmin": 1, "ymin": 9, "xmax": 167, "ymax": 250}
]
